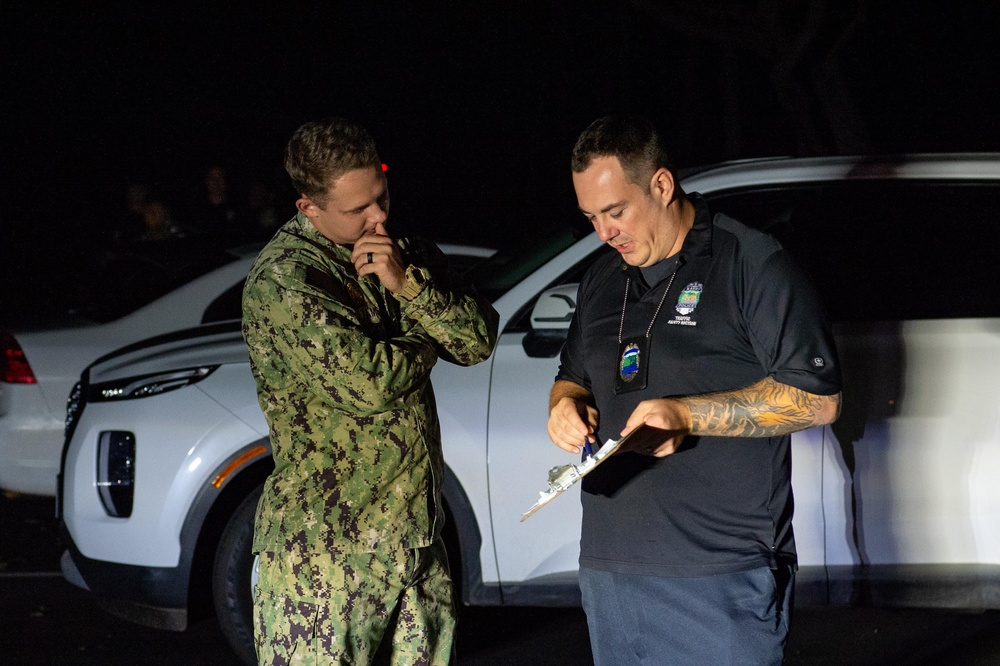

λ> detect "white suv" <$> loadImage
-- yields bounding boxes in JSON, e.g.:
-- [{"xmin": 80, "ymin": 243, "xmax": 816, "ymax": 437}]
[
  {"xmin": 59, "ymin": 155, "xmax": 1000, "ymax": 665},
  {"xmin": 0, "ymin": 242, "xmax": 492, "ymax": 497}
]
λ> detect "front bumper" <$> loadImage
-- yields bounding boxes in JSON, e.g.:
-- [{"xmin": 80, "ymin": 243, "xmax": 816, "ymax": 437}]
[{"xmin": 59, "ymin": 527, "xmax": 190, "ymax": 631}]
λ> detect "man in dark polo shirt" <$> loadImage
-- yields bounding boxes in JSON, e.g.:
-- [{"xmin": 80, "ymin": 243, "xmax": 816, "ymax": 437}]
[{"xmin": 547, "ymin": 116, "xmax": 842, "ymax": 665}]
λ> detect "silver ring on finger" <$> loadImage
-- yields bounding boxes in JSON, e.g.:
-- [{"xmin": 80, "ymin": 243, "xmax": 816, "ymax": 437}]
[{"xmin": 367, "ymin": 252, "xmax": 373, "ymax": 264}]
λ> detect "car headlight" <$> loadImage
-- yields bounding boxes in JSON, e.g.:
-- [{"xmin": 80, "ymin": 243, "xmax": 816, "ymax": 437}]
[{"xmin": 88, "ymin": 366, "xmax": 218, "ymax": 402}]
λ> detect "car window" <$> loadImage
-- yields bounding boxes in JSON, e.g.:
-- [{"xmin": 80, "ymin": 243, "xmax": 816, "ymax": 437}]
[
  {"xmin": 705, "ymin": 181, "xmax": 1000, "ymax": 322},
  {"xmin": 202, "ymin": 281, "xmax": 246, "ymax": 324},
  {"xmin": 443, "ymin": 253, "xmax": 490, "ymax": 276},
  {"xmin": 465, "ymin": 221, "xmax": 594, "ymax": 303},
  {"xmin": 70, "ymin": 241, "xmax": 240, "ymax": 324}
]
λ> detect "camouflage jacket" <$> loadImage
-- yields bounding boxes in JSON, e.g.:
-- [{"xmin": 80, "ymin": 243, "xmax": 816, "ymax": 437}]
[{"xmin": 242, "ymin": 213, "xmax": 499, "ymax": 557}]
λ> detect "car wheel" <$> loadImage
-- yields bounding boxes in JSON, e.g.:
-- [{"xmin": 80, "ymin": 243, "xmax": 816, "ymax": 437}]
[{"xmin": 212, "ymin": 484, "xmax": 262, "ymax": 666}]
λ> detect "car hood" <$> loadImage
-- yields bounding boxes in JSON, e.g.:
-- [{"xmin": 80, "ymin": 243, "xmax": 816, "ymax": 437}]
[{"xmin": 85, "ymin": 321, "xmax": 248, "ymax": 386}]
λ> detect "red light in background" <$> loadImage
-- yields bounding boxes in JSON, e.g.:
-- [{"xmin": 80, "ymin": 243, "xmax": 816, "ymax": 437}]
[
  {"xmin": 1, "ymin": 333, "xmax": 37, "ymax": 384},
  {"xmin": 381, "ymin": 163, "xmax": 388, "ymax": 172}
]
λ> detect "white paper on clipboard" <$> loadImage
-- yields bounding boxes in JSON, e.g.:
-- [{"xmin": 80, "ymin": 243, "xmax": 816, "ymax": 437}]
[{"xmin": 520, "ymin": 424, "xmax": 665, "ymax": 521}]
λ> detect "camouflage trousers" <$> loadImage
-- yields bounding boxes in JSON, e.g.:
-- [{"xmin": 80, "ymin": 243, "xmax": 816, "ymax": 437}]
[{"xmin": 253, "ymin": 540, "xmax": 455, "ymax": 665}]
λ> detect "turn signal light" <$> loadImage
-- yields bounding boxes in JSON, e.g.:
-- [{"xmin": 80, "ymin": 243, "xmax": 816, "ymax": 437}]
[{"xmin": 97, "ymin": 431, "xmax": 136, "ymax": 518}]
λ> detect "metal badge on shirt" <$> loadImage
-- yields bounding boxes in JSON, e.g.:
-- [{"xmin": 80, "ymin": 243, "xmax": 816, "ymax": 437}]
[
  {"xmin": 615, "ymin": 336, "xmax": 649, "ymax": 393},
  {"xmin": 614, "ymin": 273, "xmax": 677, "ymax": 395}
]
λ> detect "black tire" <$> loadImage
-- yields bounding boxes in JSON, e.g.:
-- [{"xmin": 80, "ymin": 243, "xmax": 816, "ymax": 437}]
[{"xmin": 212, "ymin": 484, "xmax": 262, "ymax": 666}]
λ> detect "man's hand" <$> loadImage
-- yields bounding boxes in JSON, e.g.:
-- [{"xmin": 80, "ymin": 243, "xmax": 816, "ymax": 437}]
[
  {"xmin": 547, "ymin": 380, "xmax": 599, "ymax": 455},
  {"xmin": 352, "ymin": 222, "xmax": 407, "ymax": 293},
  {"xmin": 620, "ymin": 399, "xmax": 692, "ymax": 457}
]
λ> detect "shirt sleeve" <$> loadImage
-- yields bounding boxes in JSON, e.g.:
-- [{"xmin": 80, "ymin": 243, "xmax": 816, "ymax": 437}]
[
  {"xmin": 743, "ymin": 247, "xmax": 842, "ymax": 396},
  {"xmin": 555, "ymin": 277, "xmax": 592, "ymax": 390},
  {"xmin": 393, "ymin": 238, "xmax": 499, "ymax": 367}
]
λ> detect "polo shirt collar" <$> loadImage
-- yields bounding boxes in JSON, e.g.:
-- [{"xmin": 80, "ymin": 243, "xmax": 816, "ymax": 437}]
[
  {"xmin": 622, "ymin": 192, "xmax": 714, "ymax": 280},
  {"xmin": 682, "ymin": 192, "xmax": 714, "ymax": 259}
]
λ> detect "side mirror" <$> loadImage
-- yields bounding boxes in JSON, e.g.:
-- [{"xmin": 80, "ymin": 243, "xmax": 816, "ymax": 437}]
[
  {"xmin": 530, "ymin": 284, "xmax": 578, "ymax": 330},
  {"xmin": 523, "ymin": 284, "xmax": 578, "ymax": 358}
]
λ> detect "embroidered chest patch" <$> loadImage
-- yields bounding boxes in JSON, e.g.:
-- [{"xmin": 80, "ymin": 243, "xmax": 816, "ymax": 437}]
[
  {"xmin": 675, "ymin": 282, "xmax": 703, "ymax": 315},
  {"xmin": 667, "ymin": 281, "xmax": 703, "ymax": 328}
]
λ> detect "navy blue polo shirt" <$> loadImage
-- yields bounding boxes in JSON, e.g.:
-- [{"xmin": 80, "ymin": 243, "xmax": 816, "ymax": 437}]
[{"xmin": 556, "ymin": 193, "xmax": 841, "ymax": 578}]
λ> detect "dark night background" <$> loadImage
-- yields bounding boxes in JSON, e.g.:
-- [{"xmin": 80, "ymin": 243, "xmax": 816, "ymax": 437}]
[
  {"xmin": 2, "ymin": 2, "xmax": 1000, "ymax": 296},
  {"xmin": 3, "ymin": 5, "xmax": 1000, "ymax": 662}
]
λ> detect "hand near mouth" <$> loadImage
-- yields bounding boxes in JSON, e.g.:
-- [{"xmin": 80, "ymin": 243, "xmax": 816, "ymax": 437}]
[{"xmin": 351, "ymin": 222, "xmax": 407, "ymax": 293}]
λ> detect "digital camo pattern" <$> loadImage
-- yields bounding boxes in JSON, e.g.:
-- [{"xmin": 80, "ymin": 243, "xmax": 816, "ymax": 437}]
[
  {"xmin": 242, "ymin": 212, "xmax": 498, "ymax": 559},
  {"xmin": 253, "ymin": 543, "xmax": 455, "ymax": 665}
]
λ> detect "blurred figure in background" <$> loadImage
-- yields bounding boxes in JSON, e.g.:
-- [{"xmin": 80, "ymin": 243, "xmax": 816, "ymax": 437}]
[
  {"xmin": 114, "ymin": 183, "xmax": 150, "ymax": 244},
  {"xmin": 136, "ymin": 197, "xmax": 187, "ymax": 243},
  {"xmin": 114, "ymin": 184, "xmax": 187, "ymax": 245},
  {"xmin": 189, "ymin": 163, "xmax": 242, "ymax": 244},
  {"xmin": 246, "ymin": 177, "xmax": 281, "ymax": 239}
]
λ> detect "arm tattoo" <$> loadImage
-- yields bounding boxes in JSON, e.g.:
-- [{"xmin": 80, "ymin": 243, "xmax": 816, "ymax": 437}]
[{"xmin": 686, "ymin": 376, "xmax": 839, "ymax": 438}]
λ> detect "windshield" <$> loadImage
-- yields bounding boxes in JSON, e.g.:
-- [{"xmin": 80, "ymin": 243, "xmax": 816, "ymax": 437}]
[{"xmin": 465, "ymin": 221, "xmax": 594, "ymax": 302}]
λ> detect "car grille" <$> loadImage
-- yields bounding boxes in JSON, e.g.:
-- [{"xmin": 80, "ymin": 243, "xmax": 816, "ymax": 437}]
[
  {"xmin": 57, "ymin": 380, "xmax": 85, "ymax": 519},
  {"xmin": 65, "ymin": 381, "xmax": 83, "ymax": 440}
]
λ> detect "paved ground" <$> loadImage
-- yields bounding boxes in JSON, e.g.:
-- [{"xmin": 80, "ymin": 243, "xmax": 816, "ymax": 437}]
[{"xmin": 5, "ymin": 492, "xmax": 1000, "ymax": 665}]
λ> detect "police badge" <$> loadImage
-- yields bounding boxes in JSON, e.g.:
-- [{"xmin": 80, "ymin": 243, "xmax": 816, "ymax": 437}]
[{"xmin": 615, "ymin": 337, "xmax": 649, "ymax": 393}]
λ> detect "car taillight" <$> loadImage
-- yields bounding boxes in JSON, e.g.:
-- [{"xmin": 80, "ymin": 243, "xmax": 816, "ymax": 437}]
[{"xmin": 1, "ymin": 332, "xmax": 37, "ymax": 384}]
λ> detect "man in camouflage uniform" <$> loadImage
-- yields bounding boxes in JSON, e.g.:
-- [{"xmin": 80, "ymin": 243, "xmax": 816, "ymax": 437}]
[{"xmin": 242, "ymin": 118, "xmax": 499, "ymax": 665}]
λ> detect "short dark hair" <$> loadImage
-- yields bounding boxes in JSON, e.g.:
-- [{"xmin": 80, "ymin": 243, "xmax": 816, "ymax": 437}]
[
  {"xmin": 570, "ymin": 115, "xmax": 675, "ymax": 187},
  {"xmin": 284, "ymin": 118, "xmax": 381, "ymax": 206}
]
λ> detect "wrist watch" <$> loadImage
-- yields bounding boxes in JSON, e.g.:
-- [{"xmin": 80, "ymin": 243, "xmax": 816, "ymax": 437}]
[{"xmin": 395, "ymin": 264, "xmax": 427, "ymax": 301}]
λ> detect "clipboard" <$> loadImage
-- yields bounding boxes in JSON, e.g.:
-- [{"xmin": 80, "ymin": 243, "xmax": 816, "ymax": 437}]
[{"xmin": 520, "ymin": 424, "xmax": 666, "ymax": 521}]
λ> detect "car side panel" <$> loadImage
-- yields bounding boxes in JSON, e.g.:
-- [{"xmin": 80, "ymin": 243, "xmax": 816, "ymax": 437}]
[
  {"xmin": 826, "ymin": 318, "xmax": 1000, "ymax": 568},
  {"xmin": 485, "ymin": 331, "xmax": 584, "ymax": 583},
  {"xmin": 787, "ymin": 425, "xmax": 828, "ymax": 568},
  {"xmin": 433, "ymin": 359, "xmax": 500, "ymax": 587}
]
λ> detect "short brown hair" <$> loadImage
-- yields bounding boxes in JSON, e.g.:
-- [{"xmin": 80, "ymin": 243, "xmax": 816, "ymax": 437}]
[
  {"xmin": 284, "ymin": 118, "xmax": 381, "ymax": 206},
  {"xmin": 570, "ymin": 115, "xmax": 675, "ymax": 187}
]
